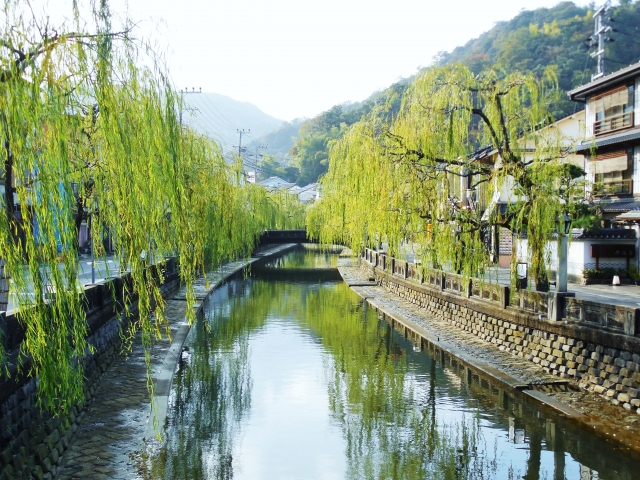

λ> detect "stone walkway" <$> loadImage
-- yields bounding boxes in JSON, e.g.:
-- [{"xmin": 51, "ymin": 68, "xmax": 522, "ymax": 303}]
[
  {"xmin": 56, "ymin": 246, "xmax": 296, "ymax": 479},
  {"xmin": 338, "ymin": 260, "xmax": 640, "ymax": 451}
]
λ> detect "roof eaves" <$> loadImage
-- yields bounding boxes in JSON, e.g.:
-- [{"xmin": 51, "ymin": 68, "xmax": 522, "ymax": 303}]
[
  {"xmin": 573, "ymin": 129, "xmax": 640, "ymax": 152},
  {"xmin": 568, "ymin": 61, "xmax": 640, "ymax": 101}
]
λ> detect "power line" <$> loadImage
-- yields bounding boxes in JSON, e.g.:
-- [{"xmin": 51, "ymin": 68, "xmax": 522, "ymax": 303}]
[
  {"xmin": 192, "ymin": 95, "xmax": 238, "ymax": 131},
  {"xmin": 199, "ymin": 94, "xmax": 239, "ymax": 130}
]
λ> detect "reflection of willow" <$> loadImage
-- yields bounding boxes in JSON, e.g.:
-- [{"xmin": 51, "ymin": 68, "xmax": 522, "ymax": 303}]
[
  {"xmin": 144, "ymin": 280, "xmax": 304, "ymax": 479},
  {"xmin": 300, "ymin": 282, "xmax": 498, "ymax": 479}
]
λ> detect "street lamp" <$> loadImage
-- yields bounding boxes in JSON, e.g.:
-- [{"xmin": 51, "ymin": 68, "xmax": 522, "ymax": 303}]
[
  {"xmin": 555, "ymin": 213, "xmax": 572, "ymax": 293},
  {"xmin": 556, "ymin": 213, "xmax": 572, "ymax": 236}
]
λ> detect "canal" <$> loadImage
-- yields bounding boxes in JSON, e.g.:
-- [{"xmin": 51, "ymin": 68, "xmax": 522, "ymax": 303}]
[{"xmin": 143, "ymin": 247, "xmax": 640, "ymax": 479}]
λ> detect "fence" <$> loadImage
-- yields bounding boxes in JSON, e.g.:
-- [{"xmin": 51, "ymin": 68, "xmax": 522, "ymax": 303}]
[
  {"xmin": 564, "ymin": 297, "xmax": 638, "ymax": 336},
  {"xmin": 361, "ymin": 249, "xmax": 639, "ymax": 335},
  {"xmin": 362, "ymin": 249, "xmax": 509, "ymax": 310}
]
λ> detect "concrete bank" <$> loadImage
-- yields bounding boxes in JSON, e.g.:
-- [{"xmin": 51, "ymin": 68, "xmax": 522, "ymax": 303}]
[
  {"xmin": 0, "ymin": 245, "xmax": 295, "ymax": 480},
  {"xmin": 338, "ymin": 259, "xmax": 640, "ymax": 455}
]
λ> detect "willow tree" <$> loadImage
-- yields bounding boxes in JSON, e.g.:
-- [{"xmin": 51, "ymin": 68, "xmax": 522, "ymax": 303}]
[
  {"xmin": 0, "ymin": 0, "xmax": 304, "ymax": 414},
  {"xmin": 309, "ymin": 64, "xmax": 585, "ymax": 289}
]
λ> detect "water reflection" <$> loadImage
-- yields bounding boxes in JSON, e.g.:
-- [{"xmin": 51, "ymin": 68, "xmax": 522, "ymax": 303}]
[{"xmin": 143, "ymin": 249, "xmax": 640, "ymax": 479}]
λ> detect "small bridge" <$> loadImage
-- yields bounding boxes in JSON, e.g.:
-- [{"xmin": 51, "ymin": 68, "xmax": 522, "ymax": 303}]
[{"xmin": 257, "ymin": 229, "xmax": 318, "ymax": 246}]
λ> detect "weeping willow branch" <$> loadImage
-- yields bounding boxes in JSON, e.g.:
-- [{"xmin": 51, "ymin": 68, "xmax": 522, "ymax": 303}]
[{"xmin": 309, "ymin": 63, "xmax": 578, "ymax": 287}]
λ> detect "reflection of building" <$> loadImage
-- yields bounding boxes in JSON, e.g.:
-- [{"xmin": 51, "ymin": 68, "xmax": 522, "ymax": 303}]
[{"xmin": 569, "ymin": 62, "xmax": 640, "ymax": 221}]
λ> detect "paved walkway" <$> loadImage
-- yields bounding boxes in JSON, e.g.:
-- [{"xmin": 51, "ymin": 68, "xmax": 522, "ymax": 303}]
[
  {"xmin": 479, "ymin": 265, "xmax": 640, "ymax": 308},
  {"xmin": 56, "ymin": 246, "xmax": 296, "ymax": 480}
]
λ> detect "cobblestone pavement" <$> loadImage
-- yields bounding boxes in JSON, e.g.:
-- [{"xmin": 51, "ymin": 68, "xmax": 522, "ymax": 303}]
[
  {"xmin": 56, "ymin": 246, "xmax": 296, "ymax": 480},
  {"xmin": 338, "ymin": 261, "xmax": 640, "ymax": 447}
]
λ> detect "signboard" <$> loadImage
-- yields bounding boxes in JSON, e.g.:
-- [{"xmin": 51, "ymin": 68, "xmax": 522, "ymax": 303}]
[
  {"xmin": 246, "ymin": 171, "xmax": 256, "ymax": 183},
  {"xmin": 591, "ymin": 244, "xmax": 635, "ymax": 258}
]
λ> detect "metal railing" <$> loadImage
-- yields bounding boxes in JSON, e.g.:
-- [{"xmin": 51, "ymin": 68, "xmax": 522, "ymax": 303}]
[{"xmin": 593, "ymin": 179, "xmax": 632, "ymax": 196}]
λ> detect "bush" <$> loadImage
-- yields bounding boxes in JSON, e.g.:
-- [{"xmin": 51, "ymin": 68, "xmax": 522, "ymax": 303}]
[{"xmin": 582, "ymin": 267, "xmax": 629, "ymax": 280}]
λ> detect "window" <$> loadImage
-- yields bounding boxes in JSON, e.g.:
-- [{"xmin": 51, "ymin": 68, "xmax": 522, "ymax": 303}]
[
  {"xmin": 589, "ymin": 84, "xmax": 635, "ymax": 135},
  {"xmin": 591, "ymin": 149, "xmax": 633, "ymax": 195}
]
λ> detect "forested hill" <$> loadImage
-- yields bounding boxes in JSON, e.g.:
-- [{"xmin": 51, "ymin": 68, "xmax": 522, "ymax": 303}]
[
  {"xmin": 436, "ymin": 1, "xmax": 640, "ymax": 117},
  {"xmin": 287, "ymin": 0, "xmax": 640, "ymax": 186}
]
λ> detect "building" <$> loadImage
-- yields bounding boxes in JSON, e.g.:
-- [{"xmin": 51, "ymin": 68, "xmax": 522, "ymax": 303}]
[
  {"xmin": 568, "ymin": 61, "xmax": 640, "ymax": 221},
  {"xmin": 565, "ymin": 61, "xmax": 640, "ymax": 278},
  {"xmin": 257, "ymin": 176, "xmax": 320, "ymax": 204}
]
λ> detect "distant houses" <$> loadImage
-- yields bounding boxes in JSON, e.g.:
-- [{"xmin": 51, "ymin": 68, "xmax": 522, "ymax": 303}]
[{"xmin": 256, "ymin": 176, "xmax": 320, "ymax": 204}]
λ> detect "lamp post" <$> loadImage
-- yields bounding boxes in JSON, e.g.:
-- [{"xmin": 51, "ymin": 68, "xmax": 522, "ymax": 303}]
[
  {"xmin": 549, "ymin": 213, "xmax": 575, "ymax": 322},
  {"xmin": 555, "ymin": 213, "xmax": 572, "ymax": 293}
]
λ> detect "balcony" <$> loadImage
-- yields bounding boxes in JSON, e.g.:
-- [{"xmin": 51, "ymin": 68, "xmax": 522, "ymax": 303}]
[
  {"xmin": 593, "ymin": 179, "xmax": 633, "ymax": 196},
  {"xmin": 594, "ymin": 111, "xmax": 634, "ymax": 136}
]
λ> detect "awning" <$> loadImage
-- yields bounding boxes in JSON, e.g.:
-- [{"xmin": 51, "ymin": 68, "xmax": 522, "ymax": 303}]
[
  {"xmin": 615, "ymin": 211, "xmax": 640, "ymax": 222},
  {"xmin": 590, "ymin": 153, "xmax": 628, "ymax": 174}
]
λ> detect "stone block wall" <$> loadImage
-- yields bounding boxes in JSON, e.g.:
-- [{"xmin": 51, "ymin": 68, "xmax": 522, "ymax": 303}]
[
  {"xmin": 364, "ymin": 262, "xmax": 640, "ymax": 415},
  {"xmin": 0, "ymin": 261, "xmax": 179, "ymax": 480}
]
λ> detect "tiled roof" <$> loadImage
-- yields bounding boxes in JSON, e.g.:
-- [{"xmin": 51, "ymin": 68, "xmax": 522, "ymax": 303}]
[
  {"xmin": 598, "ymin": 202, "xmax": 640, "ymax": 213},
  {"xmin": 257, "ymin": 176, "xmax": 295, "ymax": 190},
  {"xmin": 574, "ymin": 228, "xmax": 637, "ymax": 239},
  {"xmin": 469, "ymin": 145, "xmax": 495, "ymax": 161}
]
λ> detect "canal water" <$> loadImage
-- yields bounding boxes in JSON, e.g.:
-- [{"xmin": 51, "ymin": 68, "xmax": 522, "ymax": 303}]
[{"xmin": 144, "ymin": 247, "xmax": 640, "ymax": 479}]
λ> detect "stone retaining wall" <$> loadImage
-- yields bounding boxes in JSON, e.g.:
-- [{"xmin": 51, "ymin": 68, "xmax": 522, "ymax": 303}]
[
  {"xmin": 0, "ymin": 260, "xmax": 179, "ymax": 480},
  {"xmin": 362, "ymin": 259, "xmax": 640, "ymax": 416}
]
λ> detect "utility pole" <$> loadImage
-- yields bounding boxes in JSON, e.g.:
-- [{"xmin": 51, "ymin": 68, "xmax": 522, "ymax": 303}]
[
  {"xmin": 254, "ymin": 143, "xmax": 268, "ymax": 165},
  {"xmin": 590, "ymin": 1, "xmax": 613, "ymax": 81},
  {"xmin": 236, "ymin": 129, "xmax": 250, "ymax": 160},
  {"xmin": 179, "ymin": 87, "xmax": 202, "ymax": 127}
]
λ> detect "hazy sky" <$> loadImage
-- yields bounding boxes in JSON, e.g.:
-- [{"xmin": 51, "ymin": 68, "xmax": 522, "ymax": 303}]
[{"xmin": 47, "ymin": 0, "xmax": 594, "ymax": 121}]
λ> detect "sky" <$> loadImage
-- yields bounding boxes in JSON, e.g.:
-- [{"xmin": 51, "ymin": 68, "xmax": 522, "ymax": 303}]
[{"xmin": 45, "ymin": 0, "xmax": 595, "ymax": 121}]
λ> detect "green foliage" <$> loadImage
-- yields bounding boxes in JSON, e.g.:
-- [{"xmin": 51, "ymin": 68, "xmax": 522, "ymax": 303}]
[
  {"xmin": 0, "ymin": 0, "xmax": 304, "ymax": 414},
  {"xmin": 437, "ymin": 1, "xmax": 640, "ymax": 118},
  {"xmin": 246, "ymin": 118, "xmax": 305, "ymax": 161},
  {"xmin": 309, "ymin": 64, "xmax": 583, "ymax": 289},
  {"xmin": 583, "ymin": 267, "xmax": 629, "ymax": 280},
  {"xmin": 290, "ymin": 83, "xmax": 408, "ymax": 185},
  {"xmin": 257, "ymin": 154, "xmax": 299, "ymax": 183},
  {"xmin": 295, "ymin": 1, "xmax": 640, "ymax": 181}
]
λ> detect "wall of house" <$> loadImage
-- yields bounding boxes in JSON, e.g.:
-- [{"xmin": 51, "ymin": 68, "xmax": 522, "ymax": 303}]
[
  {"xmin": 585, "ymin": 97, "xmax": 595, "ymax": 137},
  {"xmin": 635, "ymin": 76, "xmax": 640, "ymax": 127},
  {"xmin": 515, "ymin": 236, "xmax": 636, "ymax": 282}
]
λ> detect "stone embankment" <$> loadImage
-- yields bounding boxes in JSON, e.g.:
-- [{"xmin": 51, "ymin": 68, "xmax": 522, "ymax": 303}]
[
  {"xmin": 339, "ymin": 255, "xmax": 640, "ymax": 453},
  {"xmin": 0, "ymin": 246, "xmax": 295, "ymax": 480}
]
